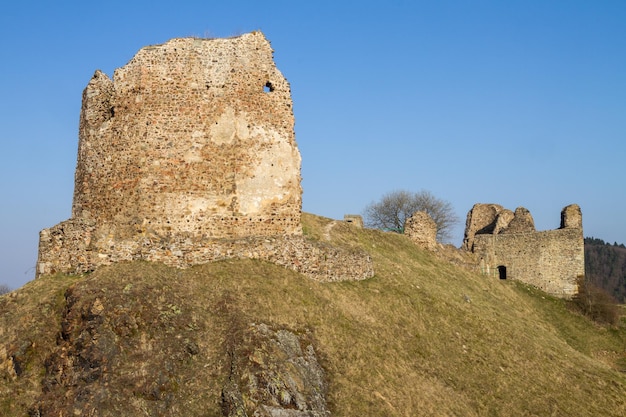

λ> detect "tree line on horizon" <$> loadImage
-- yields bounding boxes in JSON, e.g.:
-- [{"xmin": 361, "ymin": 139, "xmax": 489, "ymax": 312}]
[{"xmin": 584, "ymin": 237, "xmax": 626, "ymax": 303}]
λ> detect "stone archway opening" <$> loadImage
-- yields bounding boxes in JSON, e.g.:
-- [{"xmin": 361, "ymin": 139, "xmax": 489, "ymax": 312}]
[{"xmin": 498, "ymin": 265, "xmax": 507, "ymax": 280}]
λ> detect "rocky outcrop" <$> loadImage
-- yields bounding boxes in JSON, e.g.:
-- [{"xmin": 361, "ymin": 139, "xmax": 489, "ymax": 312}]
[
  {"xmin": 23, "ymin": 265, "xmax": 332, "ymax": 417},
  {"xmin": 222, "ymin": 324, "xmax": 330, "ymax": 417}
]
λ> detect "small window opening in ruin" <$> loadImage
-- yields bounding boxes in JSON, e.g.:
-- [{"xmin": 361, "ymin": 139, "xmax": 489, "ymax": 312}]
[
  {"xmin": 263, "ymin": 82, "xmax": 274, "ymax": 93},
  {"xmin": 497, "ymin": 265, "xmax": 507, "ymax": 280}
]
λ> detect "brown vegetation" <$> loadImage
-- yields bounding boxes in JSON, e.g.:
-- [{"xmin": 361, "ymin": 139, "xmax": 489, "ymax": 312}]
[
  {"xmin": 571, "ymin": 275, "xmax": 622, "ymax": 325},
  {"xmin": 1, "ymin": 213, "xmax": 625, "ymax": 416},
  {"xmin": 585, "ymin": 237, "xmax": 626, "ymax": 302}
]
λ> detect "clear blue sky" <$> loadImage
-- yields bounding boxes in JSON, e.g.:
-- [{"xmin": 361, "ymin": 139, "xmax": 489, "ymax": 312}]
[{"xmin": 1, "ymin": 1, "xmax": 625, "ymax": 289}]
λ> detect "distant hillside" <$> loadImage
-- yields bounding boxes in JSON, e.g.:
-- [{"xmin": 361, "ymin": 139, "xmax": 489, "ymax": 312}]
[
  {"xmin": 1, "ymin": 214, "xmax": 625, "ymax": 416},
  {"xmin": 585, "ymin": 237, "xmax": 626, "ymax": 303}
]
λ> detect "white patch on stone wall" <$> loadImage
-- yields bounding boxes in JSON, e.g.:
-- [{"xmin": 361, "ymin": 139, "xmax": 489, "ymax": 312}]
[
  {"xmin": 210, "ymin": 107, "xmax": 251, "ymax": 145},
  {"xmin": 237, "ymin": 136, "xmax": 299, "ymax": 214},
  {"xmin": 183, "ymin": 147, "xmax": 203, "ymax": 163},
  {"xmin": 187, "ymin": 198, "xmax": 210, "ymax": 214}
]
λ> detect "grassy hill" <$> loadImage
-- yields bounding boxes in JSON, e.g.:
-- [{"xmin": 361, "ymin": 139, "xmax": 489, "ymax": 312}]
[{"xmin": 1, "ymin": 213, "xmax": 625, "ymax": 416}]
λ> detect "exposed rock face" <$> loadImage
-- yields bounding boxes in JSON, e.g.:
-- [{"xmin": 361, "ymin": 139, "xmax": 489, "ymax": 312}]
[
  {"xmin": 36, "ymin": 33, "xmax": 373, "ymax": 282},
  {"xmin": 20, "ymin": 264, "xmax": 331, "ymax": 417},
  {"xmin": 404, "ymin": 211, "xmax": 437, "ymax": 250},
  {"xmin": 223, "ymin": 324, "xmax": 330, "ymax": 417},
  {"xmin": 464, "ymin": 204, "xmax": 584, "ymax": 298}
]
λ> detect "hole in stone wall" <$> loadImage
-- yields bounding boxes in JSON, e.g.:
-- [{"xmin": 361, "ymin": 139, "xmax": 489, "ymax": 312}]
[
  {"xmin": 497, "ymin": 265, "xmax": 507, "ymax": 280},
  {"xmin": 263, "ymin": 82, "xmax": 274, "ymax": 93}
]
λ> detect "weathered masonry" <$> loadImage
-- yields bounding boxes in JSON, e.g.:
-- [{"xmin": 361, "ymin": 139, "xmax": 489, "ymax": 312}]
[
  {"xmin": 73, "ymin": 33, "xmax": 301, "ymax": 239},
  {"xmin": 36, "ymin": 32, "xmax": 373, "ymax": 282},
  {"xmin": 463, "ymin": 204, "xmax": 584, "ymax": 298}
]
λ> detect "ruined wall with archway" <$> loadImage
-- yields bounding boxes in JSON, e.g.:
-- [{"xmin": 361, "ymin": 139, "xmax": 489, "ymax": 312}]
[{"xmin": 466, "ymin": 204, "xmax": 584, "ymax": 298}]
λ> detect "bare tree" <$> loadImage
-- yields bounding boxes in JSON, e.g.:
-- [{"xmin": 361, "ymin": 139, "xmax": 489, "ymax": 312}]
[
  {"xmin": 363, "ymin": 189, "xmax": 459, "ymax": 242},
  {"xmin": 0, "ymin": 284, "xmax": 10, "ymax": 296}
]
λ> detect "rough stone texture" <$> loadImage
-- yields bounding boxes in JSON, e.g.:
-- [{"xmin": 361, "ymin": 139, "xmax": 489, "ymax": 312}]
[
  {"xmin": 404, "ymin": 211, "xmax": 437, "ymax": 250},
  {"xmin": 467, "ymin": 204, "xmax": 584, "ymax": 298},
  {"xmin": 37, "ymin": 220, "xmax": 373, "ymax": 282},
  {"xmin": 343, "ymin": 214, "xmax": 363, "ymax": 228},
  {"xmin": 561, "ymin": 204, "xmax": 582, "ymax": 229},
  {"xmin": 36, "ymin": 32, "xmax": 373, "ymax": 282},
  {"xmin": 462, "ymin": 203, "xmax": 505, "ymax": 251},
  {"xmin": 492, "ymin": 209, "xmax": 514, "ymax": 235},
  {"xmin": 499, "ymin": 207, "xmax": 535, "ymax": 234},
  {"xmin": 73, "ymin": 33, "xmax": 301, "ymax": 239},
  {"xmin": 223, "ymin": 324, "xmax": 330, "ymax": 417}
]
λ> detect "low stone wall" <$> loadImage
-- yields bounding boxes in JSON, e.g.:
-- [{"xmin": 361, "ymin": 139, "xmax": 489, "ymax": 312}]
[{"xmin": 37, "ymin": 220, "xmax": 374, "ymax": 282}]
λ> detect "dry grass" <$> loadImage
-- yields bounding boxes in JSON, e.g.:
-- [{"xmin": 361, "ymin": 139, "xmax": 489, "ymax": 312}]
[{"xmin": 1, "ymin": 213, "xmax": 625, "ymax": 416}]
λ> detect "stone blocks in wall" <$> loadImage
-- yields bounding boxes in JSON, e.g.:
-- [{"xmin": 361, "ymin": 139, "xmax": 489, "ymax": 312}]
[
  {"xmin": 404, "ymin": 211, "xmax": 437, "ymax": 250},
  {"xmin": 499, "ymin": 207, "xmax": 535, "ymax": 234},
  {"xmin": 72, "ymin": 32, "xmax": 302, "ymax": 239},
  {"xmin": 466, "ymin": 203, "xmax": 584, "ymax": 298},
  {"xmin": 36, "ymin": 32, "xmax": 373, "ymax": 282},
  {"xmin": 343, "ymin": 215, "xmax": 363, "ymax": 228},
  {"xmin": 561, "ymin": 204, "xmax": 582, "ymax": 229},
  {"xmin": 38, "ymin": 229, "xmax": 374, "ymax": 282},
  {"xmin": 462, "ymin": 203, "xmax": 504, "ymax": 251}
]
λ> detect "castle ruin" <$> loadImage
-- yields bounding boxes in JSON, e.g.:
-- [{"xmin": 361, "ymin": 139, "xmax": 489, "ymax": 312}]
[
  {"xmin": 36, "ymin": 32, "xmax": 373, "ymax": 282},
  {"xmin": 463, "ymin": 203, "xmax": 584, "ymax": 298},
  {"xmin": 404, "ymin": 211, "xmax": 438, "ymax": 251}
]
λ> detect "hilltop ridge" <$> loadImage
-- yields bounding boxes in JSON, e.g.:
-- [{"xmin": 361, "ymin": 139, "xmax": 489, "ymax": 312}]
[{"xmin": 1, "ymin": 213, "xmax": 625, "ymax": 416}]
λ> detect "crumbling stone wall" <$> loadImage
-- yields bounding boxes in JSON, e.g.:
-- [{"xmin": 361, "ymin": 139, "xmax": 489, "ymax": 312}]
[
  {"xmin": 404, "ymin": 211, "xmax": 437, "ymax": 250},
  {"xmin": 462, "ymin": 203, "xmax": 506, "ymax": 251},
  {"xmin": 466, "ymin": 204, "xmax": 584, "ymax": 298},
  {"xmin": 73, "ymin": 33, "xmax": 301, "ymax": 239},
  {"xmin": 344, "ymin": 215, "xmax": 363, "ymax": 228},
  {"xmin": 36, "ymin": 32, "xmax": 373, "ymax": 282}
]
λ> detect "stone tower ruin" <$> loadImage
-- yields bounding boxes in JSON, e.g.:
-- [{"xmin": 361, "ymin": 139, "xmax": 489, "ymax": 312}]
[
  {"xmin": 404, "ymin": 211, "xmax": 438, "ymax": 251},
  {"xmin": 463, "ymin": 203, "xmax": 584, "ymax": 298},
  {"xmin": 74, "ymin": 32, "xmax": 301, "ymax": 239},
  {"xmin": 36, "ymin": 33, "xmax": 373, "ymax": 281}
]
